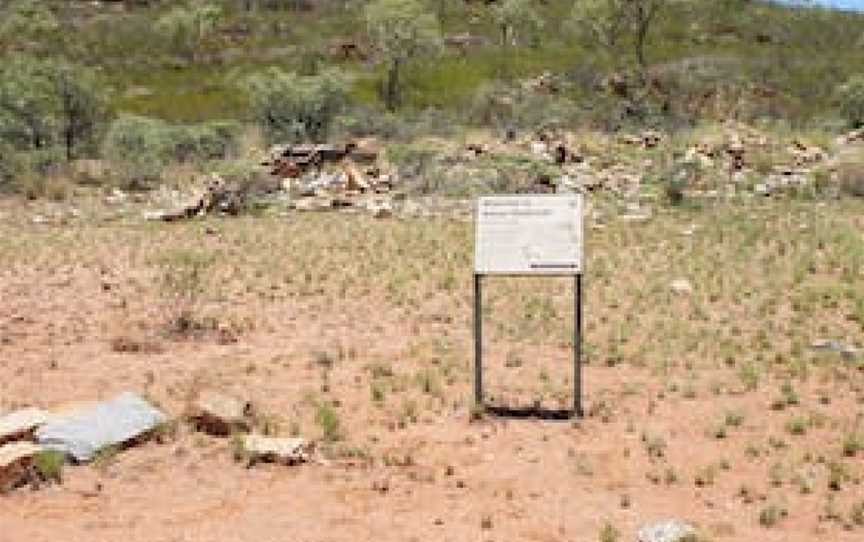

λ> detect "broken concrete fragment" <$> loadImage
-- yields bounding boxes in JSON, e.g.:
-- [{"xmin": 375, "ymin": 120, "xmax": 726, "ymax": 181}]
[
  {"xmin": 0, "ymin": 408, "xmax": 49, "ymax": 445},
  {"xmin": 241, "ymin": 435, "xmax": 310, "ymax": 465},
  {"xmin": 36, "ymin": 392, "xmax": 165, "ymax": 462},
  {"xmin": 0, "ymin": 442, "xmax": 43, "ymax": 493},
  {"xmin": 190, "ymin": 391, "xmax": 251, "ymax": 436}
]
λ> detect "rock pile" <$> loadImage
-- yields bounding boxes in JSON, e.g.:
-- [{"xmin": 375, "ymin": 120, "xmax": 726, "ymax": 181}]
[
  {"xmin": 265, "ymin": 140, "xmax": 399, "ymax": 216},
  {"xmin": 144, "ymin": 140, "xmax": 401, "ymax": 221}
]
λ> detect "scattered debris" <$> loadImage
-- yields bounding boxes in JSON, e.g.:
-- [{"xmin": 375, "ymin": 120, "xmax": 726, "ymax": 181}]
[
  {"xmin": 240, "ymin": 435, "xmax": 311, "ymax": 465},
  {"xmin": 143, "ymin": 139, "xmax": 400, "ymax": 220},
  {"xmin": 0, "ymin": 408, "xmax": 50, "ymax": 446},
  {"xmin": 145, "ymin": 174, "xmax": 249, "ymax": 222},
  {"xmin": 637, "ymin": 519, "xmax": 697, "ymax": 542},
  {"xmin": 0, "ymin": 442, "xmax": 44, "ymax": 493},
  {"xmin": 36, "ymin": 392, "xmax": 166, "ymax": 462},
  {"xmin": 190, "ymin": 391, "xmax": 252, "ymax": 436}
]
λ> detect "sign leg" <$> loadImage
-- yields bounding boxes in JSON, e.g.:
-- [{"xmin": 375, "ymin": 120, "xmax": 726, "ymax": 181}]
[
  {"xmin": 474, "ymin": 274, "xmax": 483, "ymax": 408},
  {"xmin": 574, "ymin": 274, "xmax": 583, "ymax": 417}
]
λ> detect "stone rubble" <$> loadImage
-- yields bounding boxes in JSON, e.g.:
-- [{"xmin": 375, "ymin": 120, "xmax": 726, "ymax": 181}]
[{"xmin": 137, "ymin": 122, "xmax": 856, "ymax": 223}]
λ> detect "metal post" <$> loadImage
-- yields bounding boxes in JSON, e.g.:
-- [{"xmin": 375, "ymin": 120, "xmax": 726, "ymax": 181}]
[
  {"xmin": 574, "ymin": 274, "xmax": 583, "ymax": 417},
  {"xmin": 474, "ymin": 273, "xmax": 483, "ymax": 407}
]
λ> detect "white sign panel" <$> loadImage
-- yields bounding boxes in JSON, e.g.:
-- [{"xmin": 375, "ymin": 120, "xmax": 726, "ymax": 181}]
[{"xmin": 475, "ymin": 194, "xmax": 583, "ymax": 275}]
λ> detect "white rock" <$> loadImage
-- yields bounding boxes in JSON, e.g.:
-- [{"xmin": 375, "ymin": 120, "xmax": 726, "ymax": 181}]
[
  {"xmin": 242, "ymin": 435, "xmax": 310, "ymax": 465},
  {"xmin": 637, "ymin": 519, "xmax": 697, "ymax": 542},
  {"xmin": 670, "ymin": 279, "xmax": 693, "ymax": 295}
]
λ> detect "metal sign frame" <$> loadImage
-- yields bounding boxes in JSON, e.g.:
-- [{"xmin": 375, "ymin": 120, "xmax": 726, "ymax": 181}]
[{"xmin": 473, "ymin": 195, "xmax": 584, "ymax": 419}]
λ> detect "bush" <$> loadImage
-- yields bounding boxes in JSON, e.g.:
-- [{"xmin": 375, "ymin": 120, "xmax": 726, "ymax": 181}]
[
  {"xmin": 103, "ymin": 115, "xmax": 173, "ymax": 189},
  {"xmin": 33, "ymin": 449, "xmax": 65, "ymax": 484},
  {"xmin": 243, "ymin": 68, "xmax": 349, "ymax": 144},
  {"xmin": 0, "ymin": 55, "xmax": 107, "ymax": 160},
  {"xmin": 103, "ymin": 116, "xmax": 241, "ymax": 188},
  {"xmin": 168, "ymin": 120, "xmax": 242, "ymax": 162},
  {"xmin": 470, "ymin": 82, "xmax": 581, "ymax": 131},
  {"xmin": 837, "ymin": 75, "xmax": 864, "ymax": 129}
]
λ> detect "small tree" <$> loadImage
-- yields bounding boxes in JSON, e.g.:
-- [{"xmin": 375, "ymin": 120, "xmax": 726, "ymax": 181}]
[
  {"xmin": 570, "ymin": 0, "xmax": 665, "ymax": 68},
  {"xmin": 156, "ymin": 2, "xmax": 222, "ymax": 62},
  {"xmin": 0, "ymin": 56, "xmax": 106, "ymax": 159},
  {"xmin": 243, "ymin": 68, "xmax": 349, "ymax": 143},
  {"xmin": 48, "ymin": 64, "xmax": 107, "ymax": 160},
  {"xmin": 0, "ymin": 57, "xmax": 58, "ymax": 150},
  {"xmin": 364, "ymin": 0, "xmax": 442, "ymax": 111},
  {"xmin": 493, "ymin": 0, "xmax": 544, "ymax": 49},
  {"xmin": 837, "ymin": 75, "xmax": 864, "ymax": 129}
]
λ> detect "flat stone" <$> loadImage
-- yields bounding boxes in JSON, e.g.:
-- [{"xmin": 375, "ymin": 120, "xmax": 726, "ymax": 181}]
[
  {"xmin": 637, "ymin": 519, "xmax": 697, "ymax": 542},
  {"xmin": 36, "ymin": 392, "xmax": 165, "ymax": 462},
  {"xmin": 190, "ymin": 391, "xmax": 251, "ymax": 436},
  {"xmin": 0, "ymin": 408, "xmax": 50, "ymax": 445},
  {"xmin": 0, "ymin": 442, "xmax": 43, "ymax": 492},
  {"xmin": 242, "ymin": 435, "xmax": 309, "ymax": 465}
]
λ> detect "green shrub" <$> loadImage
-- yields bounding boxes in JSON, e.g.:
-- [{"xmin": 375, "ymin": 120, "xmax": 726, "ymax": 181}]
[
  {"xmin": 168, "ymin": 120, "xmax": 242, "ymax": 162},
  {"xmin": 243, "ymin": 68, "xmax": 349, "ymax": 143},
  {"xmin": 837, "ymin": 75, "xmax": 864, "ymax": 128},
  {"xmin": 0, "ymin": 55, "xmax": 107, "ymax": 160},
  {"xmin": 598, "ymin": 522, "xmax": 620, "ymax": 542},
  {"xmin": 316, "ymin": 401, "xmax": 343, "ymax": 442},
  {"xmin": 155, "ymin": 3, "xmax": 222, "ymax": 62},
  {"xmin": 759, "ymin": 504, "xmax": 787, "ymax": 527},
  {"xmin": 103, "ymin": 115, "xmax": 173, "ymax": 189},
  {"xmin": 470, "ymin": 81, "xmax": 580, "ymax": 130},
  {"xmin": 104, "ymin": 116, "xmax": 241, "ymax": 188},
  {"xmin": 33, "ymin": 449, "xmax": 65, "ymax": 484}
]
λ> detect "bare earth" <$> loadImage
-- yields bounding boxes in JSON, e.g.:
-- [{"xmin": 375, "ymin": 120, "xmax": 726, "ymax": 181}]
[{"xmin": 1, "ymin": 196, "xmax": 863, "ymax": 542}]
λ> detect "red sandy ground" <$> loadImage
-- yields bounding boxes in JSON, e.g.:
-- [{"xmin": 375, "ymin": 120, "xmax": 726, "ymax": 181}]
[{"xmin": 1, "ymin": 198, "xmax": 862, "ymax": 542}]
